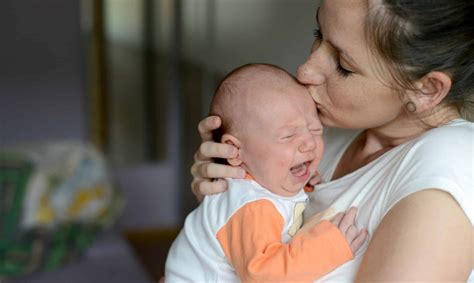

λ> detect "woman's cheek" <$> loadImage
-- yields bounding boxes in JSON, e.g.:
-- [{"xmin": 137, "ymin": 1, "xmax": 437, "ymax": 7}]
[{"xmin": 325, "ymin": 80, "xmax": 345, "ymax": 105}]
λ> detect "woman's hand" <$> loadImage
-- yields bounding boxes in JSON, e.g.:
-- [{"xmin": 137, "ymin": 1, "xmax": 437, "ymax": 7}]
[{"xmin": 190, "ymin": 116, "xmax": 246, "ymax": 202}]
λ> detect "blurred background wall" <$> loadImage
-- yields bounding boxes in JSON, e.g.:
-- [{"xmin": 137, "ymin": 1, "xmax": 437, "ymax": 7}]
[
  {"xmin": 0, "ymin": 0, "xmax": 321, "ymax": 231},
  {"xmin": 0, "ymin": 0, "xmax": 86, "ymax": 143}
]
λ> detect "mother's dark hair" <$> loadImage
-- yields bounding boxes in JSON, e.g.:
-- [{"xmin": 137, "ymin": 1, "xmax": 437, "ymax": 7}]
[{"xmin": 366, "ymin": 0, "xmax": 474, "ymax": 121}]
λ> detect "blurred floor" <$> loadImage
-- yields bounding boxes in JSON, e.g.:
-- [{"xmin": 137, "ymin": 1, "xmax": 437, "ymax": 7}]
[{"xmin": 125, "ymin": 228, "xmax": 180, "ymax": 282}]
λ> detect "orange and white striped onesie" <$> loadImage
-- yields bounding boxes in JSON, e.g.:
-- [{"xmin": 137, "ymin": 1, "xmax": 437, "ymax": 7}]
[{"xmin": 165, "ymin": 177, "xmax": 353, "ymax": 283}]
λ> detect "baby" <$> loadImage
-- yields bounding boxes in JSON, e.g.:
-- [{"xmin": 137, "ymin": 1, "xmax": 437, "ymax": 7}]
[{"xmin": 165, "ymin": 64, "xmax": 367, "ymax": 282}]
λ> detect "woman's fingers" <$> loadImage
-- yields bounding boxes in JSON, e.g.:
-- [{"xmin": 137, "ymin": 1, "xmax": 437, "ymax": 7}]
[
  {"xmin": 191, "ymin": 115, "xmax": 241, "ymax": 202},
  {"xmin": 198, "ymin": 116, "xmax": 221, "ymax": 141},
  {"xmin": 191, "ymin": 162, "xmax": 245, "ymax": 180},
  {"xmin": 195, "ymin": 141, "xmax": 238, "ymax": 162},
  {"xmin": 191, "ymin": 179, "xmax": 228, "ymax": 202},
  {"xmin": 190, "ymin": 162, "xmax": 245, "ymax": 202}
]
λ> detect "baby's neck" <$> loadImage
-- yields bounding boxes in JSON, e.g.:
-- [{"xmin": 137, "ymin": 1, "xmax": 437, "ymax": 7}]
[{"xmin": 243, "ymin": 172, "xmax": 310, "ymax": 197}]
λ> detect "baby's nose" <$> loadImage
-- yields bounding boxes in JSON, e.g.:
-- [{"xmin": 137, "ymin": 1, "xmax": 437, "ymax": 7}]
[{"xmin": 299, "ymin": 135, "xmax": 316, "ymax": 152}]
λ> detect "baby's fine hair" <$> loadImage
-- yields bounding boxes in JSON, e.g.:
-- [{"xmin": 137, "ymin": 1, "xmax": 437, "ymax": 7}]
[{"xmin": 209, "ymin": 63, "xmax": 297, "ymax": 142}]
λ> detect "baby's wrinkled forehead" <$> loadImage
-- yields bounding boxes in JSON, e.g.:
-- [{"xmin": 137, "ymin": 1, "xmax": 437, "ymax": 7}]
[{"xmin": 210, "ymin": 64, "xmax": 315, "ymax": 135}]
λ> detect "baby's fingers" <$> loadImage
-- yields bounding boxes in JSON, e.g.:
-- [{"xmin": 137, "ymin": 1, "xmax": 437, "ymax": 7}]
[
  {"xmin": 345, "ymin": 225, "xmax": 359, "ymax": 244},
  {"xmin": 330, "ymin": 212, "xmax": 344, "ymax": 227},
  {"xmin": 338, "ymin": 207, "xmax": 357, "ymax": 234},
  {"xmin": 350, "ymin": 228, "xmax": 368, "ymax": 254},
  {"xmin": 308, "ymin": 171, "xmax": 322, "ymax": 186}
]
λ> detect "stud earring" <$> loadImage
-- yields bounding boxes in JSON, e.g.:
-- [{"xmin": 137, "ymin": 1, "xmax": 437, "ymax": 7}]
[{"xmin": 406, "ymin": 101, "xmax": 417, "ymax": 113}]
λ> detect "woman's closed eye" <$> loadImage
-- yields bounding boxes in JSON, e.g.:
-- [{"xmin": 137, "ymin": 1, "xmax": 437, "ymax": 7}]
[
  {"xmin": 312, "ymin": 28, "xmax": 354, "ymax": 78},
  {"xmin": 336, "ymin": 60, "xmax": 354, "ymax": 77}
]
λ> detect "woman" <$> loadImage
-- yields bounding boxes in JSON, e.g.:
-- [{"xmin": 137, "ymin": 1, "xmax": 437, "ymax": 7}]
[{"xmin": 191, "ymin": 0, "xmax": 473, "ymax": 280}]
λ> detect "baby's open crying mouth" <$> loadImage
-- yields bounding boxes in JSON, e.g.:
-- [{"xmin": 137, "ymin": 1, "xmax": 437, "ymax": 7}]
[{"xmin": 290, "ymin": 162, "xmax": 309, "ymax": 177}]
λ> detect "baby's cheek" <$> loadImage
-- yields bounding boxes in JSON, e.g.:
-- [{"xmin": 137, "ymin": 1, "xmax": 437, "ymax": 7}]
[
  {"xmin": 277, "ymin": 158, "xmax": 289, "ymax": 168},
  {"xmin": 271, "ymin": 148, "xmax": 294, "ymax": 174}
]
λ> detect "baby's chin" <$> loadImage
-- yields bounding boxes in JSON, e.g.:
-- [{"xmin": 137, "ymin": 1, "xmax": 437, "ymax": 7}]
[
  {"xmin": 254, "ymin": 161, "xmax": 317, "ymax": 197},
  {"xmin": 267, "ymin": 177, "xmax": 311, "ymax": 197},
  {"xmin": 281, "ymin": 162, "xmax": 318, "ymax": 196}
]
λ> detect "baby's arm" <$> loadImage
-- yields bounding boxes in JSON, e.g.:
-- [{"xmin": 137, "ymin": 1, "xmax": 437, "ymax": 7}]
[
  {"xmin": 216, "ymin": 200, "xmax": 366, "ymax": 282},
  {"xmin": 301, "ymin": 207, "xmax": 368, "ymax": 253}
]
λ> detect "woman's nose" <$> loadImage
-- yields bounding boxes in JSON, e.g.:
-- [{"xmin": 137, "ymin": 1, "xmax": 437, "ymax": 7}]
[{"xmin": 296, "ymin": 53, "xmax": 326, "ymax": 86}]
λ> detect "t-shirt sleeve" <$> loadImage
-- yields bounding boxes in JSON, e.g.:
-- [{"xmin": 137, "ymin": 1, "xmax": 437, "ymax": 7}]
[
  {"xmin": 216, "ymin": 199, "xmax": 353, "ymax": 282},
  {"xmin": 382, "ymin": 125, "xmax": 473, "ymax": 224}
]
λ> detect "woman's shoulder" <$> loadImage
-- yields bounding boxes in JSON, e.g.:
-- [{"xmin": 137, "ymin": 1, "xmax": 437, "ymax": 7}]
[
  {"xmin": 412, "ymin": 119, "xmax": 473, "ymax": 153},
  {"xmin": 384, "ymin": 120, "xmax": 474, "ymax": 224},
  {"xmin": 423, "ymin": 118, "xmax": 473, "ymax": 137},
  {"xmin": 394, "ymin": 119, "xmax": 473, "ymax": 173}
]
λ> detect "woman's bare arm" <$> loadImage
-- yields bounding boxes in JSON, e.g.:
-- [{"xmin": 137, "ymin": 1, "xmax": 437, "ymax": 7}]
[
  {"xmin": 356, "ymin": 189, "xmax": 473, "ymax": 281},
  {"xmin": 191, "ymin": 116, "xmax": 246, "ymax": 202}
]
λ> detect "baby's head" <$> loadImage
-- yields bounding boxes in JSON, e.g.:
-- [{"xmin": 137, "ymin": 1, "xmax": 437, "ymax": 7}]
[{"xmin": 210, "ymin": 64, "xmax": 324, "ymax": 197}]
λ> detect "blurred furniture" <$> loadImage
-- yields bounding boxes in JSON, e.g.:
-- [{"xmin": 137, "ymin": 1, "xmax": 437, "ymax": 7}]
[
  {"xmin": 0, "ymin": 142, "xmax": 152, "ymax": 283},
  {"xmin": 6, "ymin": 230, "xmax": 153, "ymax": 283}
]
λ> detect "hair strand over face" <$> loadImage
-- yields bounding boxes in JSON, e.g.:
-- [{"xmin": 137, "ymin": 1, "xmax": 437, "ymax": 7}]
[{"xmin": 365, "ymin": 0, "xmax": 474, "ymax": 121}]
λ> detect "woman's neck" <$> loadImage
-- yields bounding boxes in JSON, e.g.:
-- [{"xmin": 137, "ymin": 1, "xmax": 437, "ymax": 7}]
[
  {"xmin": 368, "ymin": 104, "xmax": 461, "ymax": 149},
  {"xmin": 331, "ymin": 105, "xmax": 460, "ymax": 180}
]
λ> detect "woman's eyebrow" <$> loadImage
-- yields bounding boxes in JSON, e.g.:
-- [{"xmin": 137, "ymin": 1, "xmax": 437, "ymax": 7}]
[
  {"xmin": 316, "ymin": 7, "xmax": 360, "ymax": 69},
  {"xmin": 334, "ymin": 45, "xmax": 359, "ymax": 68}
]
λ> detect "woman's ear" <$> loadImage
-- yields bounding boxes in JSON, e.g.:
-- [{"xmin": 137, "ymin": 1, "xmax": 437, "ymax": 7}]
[
  {"xmin": 221, "ymin": 134, "xmax": 243, "ymax": 166},
  {"xmin": 408, "ymin": 71, "xmax": 452, "ymax": 113}
]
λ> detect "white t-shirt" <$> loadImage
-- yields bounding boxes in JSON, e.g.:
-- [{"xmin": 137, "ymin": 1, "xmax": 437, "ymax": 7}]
[
  {"xmin": 166, "ymin": 179, "xmax": 352, "ymax": 282},
  {"xmin": 304, "ymin": 119, "xmax": 473, "ymax": 282}
]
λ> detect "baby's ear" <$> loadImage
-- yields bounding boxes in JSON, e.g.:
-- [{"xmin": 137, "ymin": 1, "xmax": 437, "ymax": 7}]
[{"xmin": 221, "ymin": 134, "xmax": 242, "ymax": 166}]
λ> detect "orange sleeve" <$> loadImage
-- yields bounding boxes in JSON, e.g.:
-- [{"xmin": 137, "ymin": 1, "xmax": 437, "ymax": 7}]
[{"xmin": 216, "ymin": 199, "xmax": 353, "ymax": 283}]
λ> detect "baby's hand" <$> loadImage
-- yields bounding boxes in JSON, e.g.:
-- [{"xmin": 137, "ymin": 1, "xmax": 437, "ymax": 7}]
[
  {"xmin": 330, "ymin": 207, "xmax": 368, "ymax": 254},
  {"xmin": 308, "ymin": 170, "xmax": 322, "ymax": 186}
]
